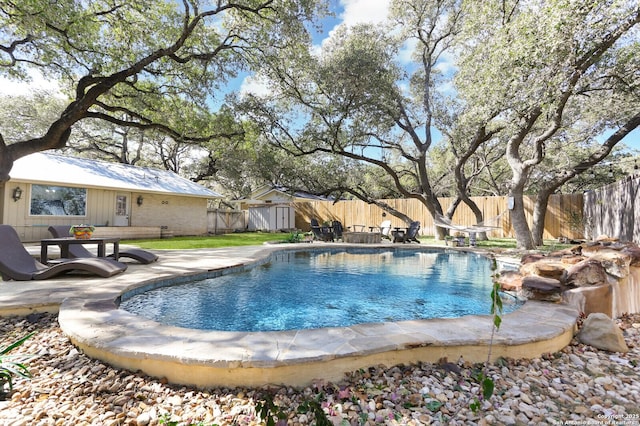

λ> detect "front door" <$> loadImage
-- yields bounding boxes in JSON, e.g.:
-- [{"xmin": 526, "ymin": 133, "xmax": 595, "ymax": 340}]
[{"xmin": 114, "ymin": 194, "xmax": 130, "ymax": 226}]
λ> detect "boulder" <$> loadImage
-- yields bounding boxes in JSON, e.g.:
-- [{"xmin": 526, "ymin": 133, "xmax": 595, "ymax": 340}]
[
  {"xmin": 522, "ymin": 275, "xmax": 564, "ymax": 302},
  {"xmin": 566, "ymin": 259, "xmax": 608, "ymax": 287},
  {"xmin": 520, "ymin": 259, "xmax": 567, "ymax": 282},
  {"xmin": 595, "ymin": 235, "xmax": 619, "ymax": 244},
  {"xmin": 589, "ymin": 250, "xmax": 632, "ymax": 278},
  {"xmin": 577, "ymin": 313, "xmax": 629, "ymax": 353},
  {"xmin": 497, "ymin": 270, "xmax": 523, "ymax": 291},
  {"xmin": 560, "ymin": 255, "xmax": 584, "ymax": 265},
  {"xmin": 548, "ymin": 247, "xmax": 575, "ymax": 257},
  {"xmin": 520, "ymin": 253, "xmax": 547, "ymax": 265},
  {"xmin": 621, "ymin": 246, "xmax": 640, "ymax": 267}
]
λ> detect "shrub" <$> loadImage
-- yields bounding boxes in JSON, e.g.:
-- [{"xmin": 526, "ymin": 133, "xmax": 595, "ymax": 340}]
[{"xmin": 0, "ymin": 332, "xmax": 34, "ymax": 399}]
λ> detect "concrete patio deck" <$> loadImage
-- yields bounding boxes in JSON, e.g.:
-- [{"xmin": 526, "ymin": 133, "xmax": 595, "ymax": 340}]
[{"xmin": 0, "ymin": 243, "xmax": 579, "ymax": 388}]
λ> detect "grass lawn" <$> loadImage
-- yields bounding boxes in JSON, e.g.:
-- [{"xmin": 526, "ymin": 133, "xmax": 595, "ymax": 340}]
[
  {"xmin": 122, "ymin": 232, "xmax": 291, "ymax": 249},
  {"xmin": 124, "ymin": 232, "xmax": 573, "ymax": 252}
]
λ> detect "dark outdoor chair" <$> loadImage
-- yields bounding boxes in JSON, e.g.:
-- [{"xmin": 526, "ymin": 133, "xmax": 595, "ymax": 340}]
[
  {"xmin": 48, "ymin": 226, "xmax": 159, "ymax": 264},
  {"xmin": 310, "ymin": 218, "xmax": 334, "ymax": 242},
  {"xmin": 331, "ymin": 221, "xmax": 344, "ymax": 241},
  {"xmin": 392, "ymin": 221, "xmax": 421, "ymax": 243},
  {"xmin": 0, "ymin": 225, "xmax": 127, "ymax": 281}
]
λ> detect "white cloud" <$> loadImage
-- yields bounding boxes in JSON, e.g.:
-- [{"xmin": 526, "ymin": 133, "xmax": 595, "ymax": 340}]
[
  {"xmin": 339, "ymin": 0, "xmax": 391, "ymax": 26},
  {"xmin": 0, "ymin": 70, "xmax": 63, "ymax": 97},
  {"xmin": 317, "ymin": 0, "xmax": 392, "ymax": 52},
  {"xmin": 434, "ymin": 50, "xmax": 459, "ymax": 76},
  {"xmin": 239, "ymin": 74, "xmax": 273, "ymax": 99}
]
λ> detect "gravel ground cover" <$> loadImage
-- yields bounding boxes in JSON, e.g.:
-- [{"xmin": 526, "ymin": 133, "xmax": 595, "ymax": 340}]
[{"xmin": 1, "ymin": 312, "xmax": 639, "ymax": 426}]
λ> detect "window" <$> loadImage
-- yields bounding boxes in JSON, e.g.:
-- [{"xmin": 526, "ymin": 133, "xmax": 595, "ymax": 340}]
[{"xmin": 30, "ymin": 185, "xmax": 87, "ymax": 216}]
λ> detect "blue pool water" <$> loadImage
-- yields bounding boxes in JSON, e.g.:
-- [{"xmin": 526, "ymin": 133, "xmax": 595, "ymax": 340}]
[{"xmin": 120, "ymin": 249, "xmax": 522, "ymax": 332}]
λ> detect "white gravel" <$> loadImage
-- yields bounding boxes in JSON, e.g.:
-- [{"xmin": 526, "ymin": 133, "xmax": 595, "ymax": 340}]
[{"xmin": 1, "ymin": 312, "xmax": 639, "ymax": 425}]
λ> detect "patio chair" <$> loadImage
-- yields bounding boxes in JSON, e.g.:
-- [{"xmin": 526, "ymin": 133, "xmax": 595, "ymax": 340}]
[
  {"xmin": 48, "ymin": 226, "xmax": 158, "ymax": 264},
  {"xmin": 369, "ymin": 220, "xmax": 392, "ymax": 240},
  {"xmin": 392, "ymin": 221, "xmax": 421, "ymax": 243},
  {"xmin": 310, "ymin": 218, "xmax": 334, "ymax": 241},
  {"xmin": 0, "ymin": 225, "xmax": 127, "ymax": 281},
  {"xmin": 331, "ymin": 220, "xmax": 344, "ymax": 241}
]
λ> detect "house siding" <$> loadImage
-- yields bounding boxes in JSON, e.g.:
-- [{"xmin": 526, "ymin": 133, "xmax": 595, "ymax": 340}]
[
  {"xmin": 130, "ymin": 193, "xmax": 207, "ymax": 236},
  {"xmin": 3, "ymin": 182, "xmax": 208, "ymax": 241}
]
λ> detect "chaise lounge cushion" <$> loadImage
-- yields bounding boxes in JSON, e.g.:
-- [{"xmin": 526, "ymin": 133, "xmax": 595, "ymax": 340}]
[{"xmin": 0, "ymin": 225, "xmax": 127, "ymax": 281}]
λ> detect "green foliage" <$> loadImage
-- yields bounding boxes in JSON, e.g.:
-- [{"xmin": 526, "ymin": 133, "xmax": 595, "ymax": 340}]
[
  {"xmin": 158, "ymin": 413, "xmax": 217, "ymax": 426},
  {"xmin": 490, "ymin": 282, "xmax": 503, "ymax": 329},
  {"xmin": 284, "ymin": 230, "xmax": 306, "ymax": 243},
  {"xmin": 424, "ymin": 400, "xmax": 443, "ymax": 412},
  {"xmin": 297, "ymin": 398, "xmax": 332, "ymax": 426},
  {"xmin": 0, "ymin": 0, "xmax": 327, "ymax": 184},
  {"xmin": 255, "ymin": 393, "xmax": 288, "ymax": 426},
  {"xmin": 121, "ymin": 233, "xmax": 290, "ymax": 249},
  {"xmin": 0, "ymin": 332, "xmax": 35, "ymax": 397},
  {"xmin": 256, "ymin": 391, "xmax": 332, "ymax": 426},
  {"xmin": 470, "ymin": 259, "xmax": 505, "ymax": 413}
]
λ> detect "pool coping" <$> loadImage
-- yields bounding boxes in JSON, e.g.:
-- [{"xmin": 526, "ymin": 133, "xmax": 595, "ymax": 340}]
[{"xmin": 2, "ymin": 243, "xmax": 579, "ymax": 388}]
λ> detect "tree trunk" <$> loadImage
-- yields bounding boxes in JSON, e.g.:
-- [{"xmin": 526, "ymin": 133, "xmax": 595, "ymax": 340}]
[
  {"xmin": 510, "ymin": 177, "xmax": 534, "ymax": 249},
  {"xmin": 531, "ymin": 189, "xmax": 553, "ymax": 247},
  {"xmin": 464, "ymin": 198, "xmax": 488, "ymax": 240},
  {"xmin": 444, "ymin": 196, "xmax": 488, "ymax": 240},
  {"xmin": 428, "ymin": 199, "xmax": 447, "ymax": 240}
]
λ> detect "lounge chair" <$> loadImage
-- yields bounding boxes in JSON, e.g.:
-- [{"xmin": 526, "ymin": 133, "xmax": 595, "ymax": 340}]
[
  {"xmin": 48, "ymin": 226, "xmax": 158, "ymax": 264},
  {"xmin": 331, "ymin": 220, "xmax": 344, "ymax": 241},
  {"xmin": 392, "ymin": 221, "xmax": 421, "ymax": 243},
  {"xmin": 310, "ymin": 218, "xmax": 334, "ymax": 242},
  {"xmin": 370, "ymin": 220, "xmax": 392, "ymax": 240},
  {"xmin": 0, "ymin": 225, "xmax": 127, "ymax": 281}
]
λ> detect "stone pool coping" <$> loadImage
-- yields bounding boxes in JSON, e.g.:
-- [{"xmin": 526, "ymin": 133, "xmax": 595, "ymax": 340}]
[{"xmin": 1, "ymin": 243, "xmax": 579, "ymax": 388}]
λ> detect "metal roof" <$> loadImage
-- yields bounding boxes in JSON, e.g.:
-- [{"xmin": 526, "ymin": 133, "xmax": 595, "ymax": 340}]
[{"xmin": 10, "ymin": 152, "xmax": 222, "ymax": 198}]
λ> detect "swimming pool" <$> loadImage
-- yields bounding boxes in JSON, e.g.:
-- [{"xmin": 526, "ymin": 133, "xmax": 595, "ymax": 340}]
[
  {"xmin": 120, "ymin": 248, "xmax": 522, "ymax": 332},
  {"xmin": 55, "ymin": 244, "xmax": 578, "ymax": 388}
]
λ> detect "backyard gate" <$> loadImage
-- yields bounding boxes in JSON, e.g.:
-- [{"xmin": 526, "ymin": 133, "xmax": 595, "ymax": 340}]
[{"xmin": 207, "ymin": 209, "xmax": 247, "ymax": 234}]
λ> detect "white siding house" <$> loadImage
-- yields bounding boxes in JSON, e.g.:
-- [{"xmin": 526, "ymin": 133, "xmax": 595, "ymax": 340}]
[{"xmin": 1, "ymin": 152, "xmax": 222, "ymax": 242}]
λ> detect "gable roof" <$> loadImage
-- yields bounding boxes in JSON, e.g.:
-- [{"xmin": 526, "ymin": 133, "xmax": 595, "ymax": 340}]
[
  {"xmin": 246, "ymin": 185, "xmax": 330, "ymax": 202},
  {"xmin": 10, "ymin": 152, "xmax": 222, "ymax": 198}
]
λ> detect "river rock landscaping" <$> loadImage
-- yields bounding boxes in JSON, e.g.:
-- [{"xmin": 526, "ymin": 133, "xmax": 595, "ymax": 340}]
[{"xmin": 1, "ymin": 311, "xmax": 639, "ymax": 425}]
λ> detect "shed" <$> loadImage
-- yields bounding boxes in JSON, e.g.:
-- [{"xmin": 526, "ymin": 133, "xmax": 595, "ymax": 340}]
[
  {"xmin": 1, "ymin": 152, "xmax": 222, "ymax": 242},
  {"xmin": 248, "ymin": 204, "xmax": 295, "ymax": 232}
]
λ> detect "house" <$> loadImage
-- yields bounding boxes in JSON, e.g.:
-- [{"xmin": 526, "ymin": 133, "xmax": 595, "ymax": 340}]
[
  {"xmin": 236, "ymin": 186, "xmax": 328, "ymax": 232},
  {"xmin": 1, "ymin": 152, "xmax": 222, "ymax": 242}
]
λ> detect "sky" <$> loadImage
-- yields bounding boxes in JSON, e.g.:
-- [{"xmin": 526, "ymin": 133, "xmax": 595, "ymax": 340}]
[{"xmin": 0, "ymin": 0, "xmax": 638, "ymax": 152}]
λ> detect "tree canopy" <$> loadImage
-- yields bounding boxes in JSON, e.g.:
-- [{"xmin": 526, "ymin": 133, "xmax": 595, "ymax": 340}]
[
  {"xmin": 240, "ymin": 0, "xmax": 639, "ymax": 247},
  {"xmin": 0, "ymin": 0, "xmax": 325, "ymax": 181},
  {"xmin": 2, "ymin": 0, "xmax": 639, "ymax": 248}
]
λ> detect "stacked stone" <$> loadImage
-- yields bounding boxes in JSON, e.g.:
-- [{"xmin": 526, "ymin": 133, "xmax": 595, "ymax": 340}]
[{"xmin": 496, "ymin": 238, "xmax": 640, "ymax": 305}]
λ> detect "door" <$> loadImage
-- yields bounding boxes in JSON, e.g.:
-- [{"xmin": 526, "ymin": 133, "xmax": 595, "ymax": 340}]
[
  {"xmin": 275, "ymin": 206, "xmax": 291, "ymax": 230},
  {"xmin": 114, "ymin": 194, "xmax": 130, "ymax": 226}
]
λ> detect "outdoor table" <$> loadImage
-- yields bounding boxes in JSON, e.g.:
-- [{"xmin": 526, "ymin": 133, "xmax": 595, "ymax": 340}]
[
  {"xmin": 343, "ymin": 231, "xmax": 381, "ymax": 244},
  {"xmin": 392, "ymin": 227, "xmax": 409, "ymax": 242},
  {"xmin": 40, "ymin": 237, "xmax": 120, "ymax": 263}
]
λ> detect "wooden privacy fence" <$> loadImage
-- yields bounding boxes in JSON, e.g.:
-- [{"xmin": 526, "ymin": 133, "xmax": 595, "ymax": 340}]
[
  {"xmin": 584, "ymin": 175, "xmax": 640, "ymax": 244},
  {"xmin": 295, "ymin": 194, "xmax": 584, "ymax": 240}
]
